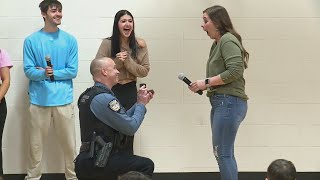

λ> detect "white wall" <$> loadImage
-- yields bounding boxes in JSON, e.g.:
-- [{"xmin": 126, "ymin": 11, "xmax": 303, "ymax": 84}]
[{"xmin": 0, "ymin": 0, "xmax": 319, "ymax": 174}]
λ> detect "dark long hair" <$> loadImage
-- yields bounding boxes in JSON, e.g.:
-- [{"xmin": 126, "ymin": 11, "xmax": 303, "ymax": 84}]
[
  {"xmin": 110, "ymin": 10, "xmax": 138, "ymax": 59},
  {"xmin": 204, "ymin": 5, "xmax": 249, "ymax": 68}
]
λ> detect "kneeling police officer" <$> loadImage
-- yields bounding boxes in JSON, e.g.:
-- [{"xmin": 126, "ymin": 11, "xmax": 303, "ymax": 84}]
[{"xmin": 75, "ymin": 57, "xmax": 154, "ymax": 180}]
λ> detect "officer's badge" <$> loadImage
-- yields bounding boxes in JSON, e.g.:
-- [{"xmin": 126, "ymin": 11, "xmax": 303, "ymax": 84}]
[{"xmin": 108, "ymin": 99, "xmax": 120, "ymax": 112}]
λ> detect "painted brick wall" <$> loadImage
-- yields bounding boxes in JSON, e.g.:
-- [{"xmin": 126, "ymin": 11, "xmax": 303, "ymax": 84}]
[{"xmin": 0, "ymin": 0, "xmax": 319, "ymax": 174}]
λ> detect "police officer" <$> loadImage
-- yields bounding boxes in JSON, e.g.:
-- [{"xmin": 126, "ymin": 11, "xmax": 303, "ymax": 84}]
[{"xmin": 75, "ymin": 57, "xmax": 154, "ymax": 180}]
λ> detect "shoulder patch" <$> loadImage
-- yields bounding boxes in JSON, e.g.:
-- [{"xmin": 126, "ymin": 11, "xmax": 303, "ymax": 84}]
[{"xmin": 108, "ymin": 99, "xmax": 120, "ymax": 112}]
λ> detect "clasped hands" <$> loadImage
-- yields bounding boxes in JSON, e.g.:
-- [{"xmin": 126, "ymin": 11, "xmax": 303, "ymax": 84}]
[{"xmin": 116, "ymin": 51, "xmax": 128, "ymax": 62}]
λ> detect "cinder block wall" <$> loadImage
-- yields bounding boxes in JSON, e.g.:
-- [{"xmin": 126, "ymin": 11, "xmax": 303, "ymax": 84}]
[{"xmin": 0, "ymin": 0, "xmax": 319, "ymax": 174}]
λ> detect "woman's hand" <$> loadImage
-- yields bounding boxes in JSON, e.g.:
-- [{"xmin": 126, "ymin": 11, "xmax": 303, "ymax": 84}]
[
  {"xmin": 189, "ymin": 79, "xmax": 206, "ymax": 93},
  {"xmin": 116, "ymin": 51, "xmax": 128, "ymax": 62}
]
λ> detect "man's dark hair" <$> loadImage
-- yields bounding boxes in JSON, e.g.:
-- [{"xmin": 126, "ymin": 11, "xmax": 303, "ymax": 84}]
[
  {"xmin": 118, "ymin": 171, "xmax": 151, "ymax": 180},
  {"xmin": 39, "ymin": 0, "xmax": 62, "ymax": 13},
  {"xmin": 267, "ymin": 159, "xmax": 297, "ymax": 180}
]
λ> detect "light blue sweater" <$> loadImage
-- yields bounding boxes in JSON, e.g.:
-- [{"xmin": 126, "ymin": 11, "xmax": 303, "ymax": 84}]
[{"xmin": 23, "ymin": 28, "xmax": 78, "ymax": 106}]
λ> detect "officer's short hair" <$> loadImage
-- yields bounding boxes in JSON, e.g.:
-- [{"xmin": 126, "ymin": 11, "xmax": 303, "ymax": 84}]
[
  {"xmin": 118, "ymin": 171, "xmax": 151, "ymax": 180},
  {"xmin": 90, "ymin": 57, "xmax": 108, "ymax": 76},
  {"xmin": 267, "ymin": 159, "xmax": 297, "ymax": 180}
]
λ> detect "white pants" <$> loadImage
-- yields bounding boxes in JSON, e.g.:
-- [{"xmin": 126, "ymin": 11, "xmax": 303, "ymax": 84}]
[{"xmin": 25, "ymin": 104, "xmax": 77, "ymax": 180}]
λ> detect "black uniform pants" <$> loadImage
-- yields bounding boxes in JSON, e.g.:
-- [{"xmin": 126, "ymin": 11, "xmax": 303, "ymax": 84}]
[
  {"xmin": 75, "ymin": 151, "xmax": 154, "ymax": 180},
  {"xmin": 112, "ymin": 81, "xmax": 137, "ymax": 155},
  {"xmin": 0, "ymin": 98, "xmax": 7, "ymax": 175}
]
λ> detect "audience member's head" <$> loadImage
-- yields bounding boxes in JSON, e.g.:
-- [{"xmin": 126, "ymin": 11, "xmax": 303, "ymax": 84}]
[
  {"xmin": 267, "ymin": 159, "xmax": 297, "ymax": 180},
  {"xmin": 118, "ymin": 171, "xmax": 151, "ymax": 180}
]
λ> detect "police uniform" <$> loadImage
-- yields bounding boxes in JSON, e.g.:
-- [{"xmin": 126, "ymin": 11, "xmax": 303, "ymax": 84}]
[{"xmin": 75, "ymin": 82, "xmax": 154, "ymax": 180}]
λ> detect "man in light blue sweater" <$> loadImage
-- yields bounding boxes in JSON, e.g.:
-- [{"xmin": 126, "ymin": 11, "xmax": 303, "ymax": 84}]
[{"xmin": 23, "ymin": 0, "xmax": 78, "ymax": 179}]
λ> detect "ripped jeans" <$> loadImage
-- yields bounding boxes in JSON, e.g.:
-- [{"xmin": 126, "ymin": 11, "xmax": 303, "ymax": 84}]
[{"xmin": 210, "ymin": 94, "xmax": 247, "ymax": 180}]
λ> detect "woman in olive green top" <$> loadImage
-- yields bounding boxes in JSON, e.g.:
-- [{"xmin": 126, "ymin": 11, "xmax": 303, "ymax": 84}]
[{"xmin": 189, "ymin": 5, "xmax": 249, "ymax": 180}]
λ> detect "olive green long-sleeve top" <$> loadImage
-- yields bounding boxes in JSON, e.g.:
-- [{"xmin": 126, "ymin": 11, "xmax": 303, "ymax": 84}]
[{"xmin": 206, "ymin": 32, "xmax": 248, "ymax": 100}]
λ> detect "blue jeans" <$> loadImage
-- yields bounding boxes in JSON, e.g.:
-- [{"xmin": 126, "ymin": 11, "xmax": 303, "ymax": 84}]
[{"xmin": 210, "ymin": 94, "xmax": 247, "ymax": 180}]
